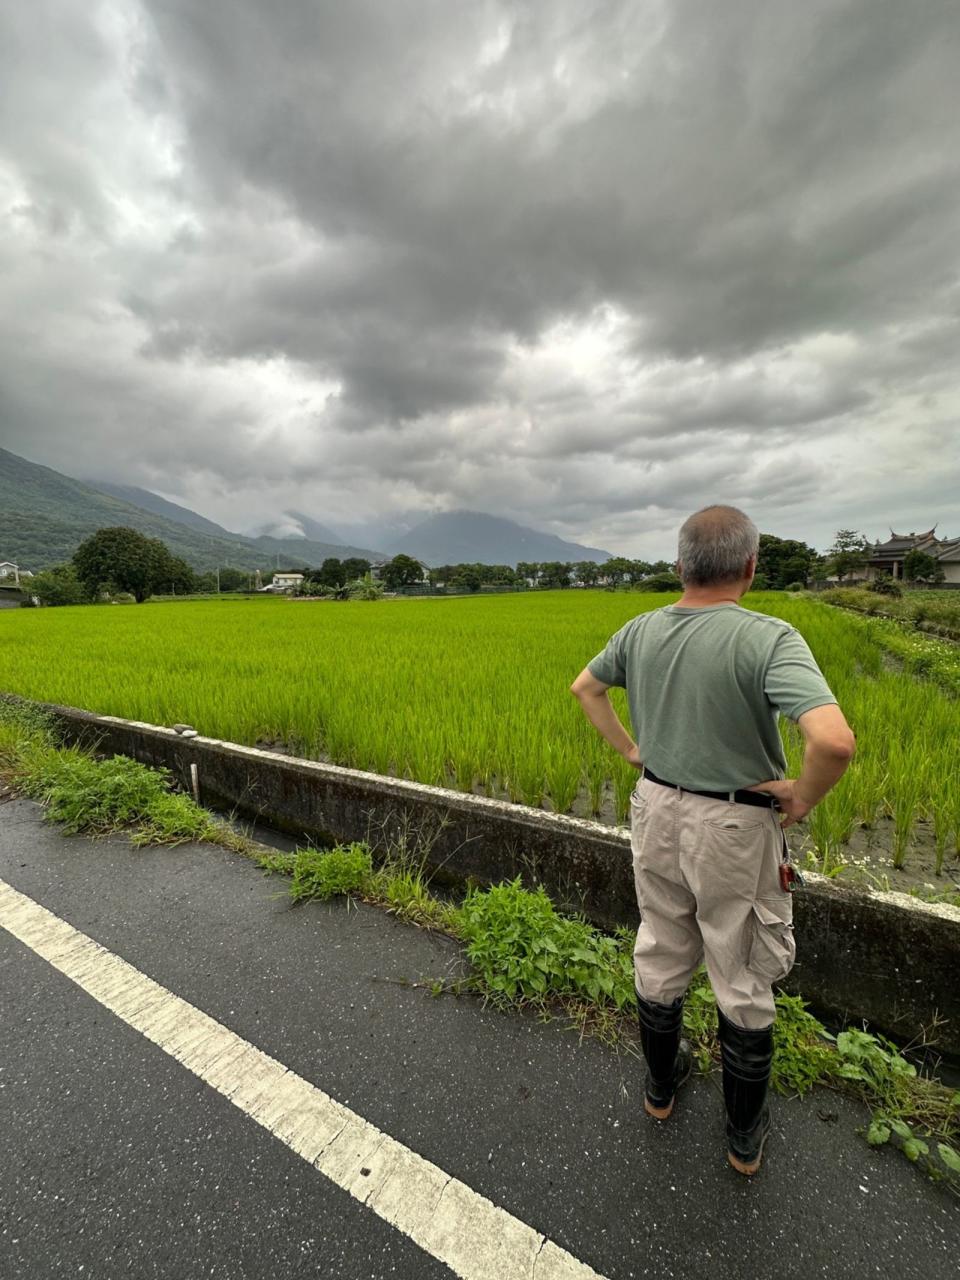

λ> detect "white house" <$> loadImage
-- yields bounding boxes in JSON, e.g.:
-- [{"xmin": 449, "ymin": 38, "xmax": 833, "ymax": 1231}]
[
  {"xmin": 259, "ymin": 571, "xmax": 305, "ymax": 593},
  {"xmin": 0, "ymin": 562, "xmax": 33, "ymax": 584}
]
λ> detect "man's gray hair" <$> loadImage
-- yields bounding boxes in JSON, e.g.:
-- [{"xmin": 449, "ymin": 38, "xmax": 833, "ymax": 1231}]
[{"xmin": 677, "ymin": 505, "xmax": 759, "ymax": 587}]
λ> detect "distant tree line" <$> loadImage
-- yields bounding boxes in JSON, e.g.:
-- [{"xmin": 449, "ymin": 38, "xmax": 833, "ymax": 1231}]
[{"xmin": 27, "ymin": 525, "xmax": 933, "ymax": 608}]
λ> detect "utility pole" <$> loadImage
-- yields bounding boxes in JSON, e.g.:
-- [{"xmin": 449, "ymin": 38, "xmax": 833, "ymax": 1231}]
[{"xmin": 216, "ymin": 566, "xmax": 221, "ymax": 593}]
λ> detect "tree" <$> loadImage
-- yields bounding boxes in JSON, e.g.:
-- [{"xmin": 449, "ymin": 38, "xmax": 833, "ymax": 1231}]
[
  {"xmin": 72, "ymin": 527, "xmax": 197, "ymax": 601},
  {"xmin": 218, "ymin": 567, "xmax": 248, "ymax": 592},
  {"xmin": 73, "ymin": 527, "xmax": 156, "ymax": 602},
  {"xmin": 903, "ymin": 549, "xmax": 944, "ymax": 584},
  {"xmin": 27, "ymin": 564, "xmax": 84, "ymax": 607},
  {"xmin": 825, "ymin": 530, "xmax": 870, "ymax": 585},
  {"xmin": 515, "ymin": 562, "xmax": 539, "ymax": 585},
  {"xmin": 573, "ymin": 561, "xmax": 600, "ymax": 587},
  {"xmin": 159, "ymin": 552, "xmax": 197, "ymax": 596},
  {"xmin": 342, "ymin": 557, "xmax": 371, "ymax": 581},
  {"xmin": 318, "ymin": 557, "xmax": 347, "ymax": 588},
  {"xmin": 381, "ymin": 554, "xmax": 424, "ymax": 589},
  {"xmin": 601, "ymin": 557, "xmax": 633, "ymax": 585},
  {"xmin": 625, "ymin": 559, "xmax": 654, "ymax": 585},
  {"xmin": 538, "ymin": 561, "xmax": 572, "ymax": 589},
  {"xmin": 485, "ymin": 564, "xmax": 517, "ymax": 585},
  {"xmin": 450, "ymin": 567, "xmax": 482, "ymax": 592},
  {"xmin": 757, "ymin": 534, "xmax": 818, "ymax": 589}
]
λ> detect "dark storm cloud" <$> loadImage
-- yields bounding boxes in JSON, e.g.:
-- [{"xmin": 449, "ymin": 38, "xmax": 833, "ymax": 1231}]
[{"xmin": 1, "ymin": 0, "xmax": 958, "ymax": 554}]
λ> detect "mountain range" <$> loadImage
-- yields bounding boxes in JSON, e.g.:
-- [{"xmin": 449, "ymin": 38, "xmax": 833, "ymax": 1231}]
[
  {"xmin": 0, "ymin": 446, "xmax": 613, "ymax": 571},
  {"xmin": 0, "ymin": 448, "xmax": 379, "ymax": 572},
  {"xmin": 386, "ymin": 510, "xmax": 610, "ymax": 565}
]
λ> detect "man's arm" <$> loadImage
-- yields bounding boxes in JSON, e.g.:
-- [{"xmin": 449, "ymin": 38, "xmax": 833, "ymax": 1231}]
[
  {"xmin": 748, "ymin": 703, "xmax": 856, "ymax": 827},
  {"xmin": 570, "ymin": 668, "xmax": 641, "ymax": 767}
]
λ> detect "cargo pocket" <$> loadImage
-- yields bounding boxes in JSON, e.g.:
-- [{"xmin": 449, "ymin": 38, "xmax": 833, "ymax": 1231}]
[{"xmin": 748, "ymin": 898, "xmax": 796, "ymax": 982}]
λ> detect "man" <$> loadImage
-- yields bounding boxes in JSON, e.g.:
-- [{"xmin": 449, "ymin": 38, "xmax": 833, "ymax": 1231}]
[{"xmin": 570, "ymin": 505, "xmax": 855, "ymax": 1175}]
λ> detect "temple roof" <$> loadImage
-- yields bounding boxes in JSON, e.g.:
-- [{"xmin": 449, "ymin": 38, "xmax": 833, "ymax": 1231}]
[{"xmin": 872, "ymin": 527, "xmax": 938, "ymax": 552}]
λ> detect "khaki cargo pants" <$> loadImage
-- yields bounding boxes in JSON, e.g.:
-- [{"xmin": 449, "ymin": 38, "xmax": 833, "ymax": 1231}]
[{"xmin": 630, "ymin": 772, "xmax": 796, "ymax": 1029}]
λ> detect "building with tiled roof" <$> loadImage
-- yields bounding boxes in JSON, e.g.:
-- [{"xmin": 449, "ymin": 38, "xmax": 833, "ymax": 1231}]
[{"xmin": 866, "ymin": 527, "xmax": 960, "ymax": 585}]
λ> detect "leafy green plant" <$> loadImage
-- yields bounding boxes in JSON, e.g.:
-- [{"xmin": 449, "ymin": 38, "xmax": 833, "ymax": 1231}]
[
  {"xmin": 457, "ymin": 877, "xmax": 635, "ymax": 1008},
  {"xmin": 771, "ymin": 993, "xmax": 835, "ymax": 1095},
  {"xmin": 288, "ymin": 843, "xmax": 373, "ymax": 902}
]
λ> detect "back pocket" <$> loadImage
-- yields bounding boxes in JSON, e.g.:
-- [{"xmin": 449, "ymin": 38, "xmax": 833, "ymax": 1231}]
[{"xmin": 748, "ymin": 898, "xmax": 796, "ymax": 983}]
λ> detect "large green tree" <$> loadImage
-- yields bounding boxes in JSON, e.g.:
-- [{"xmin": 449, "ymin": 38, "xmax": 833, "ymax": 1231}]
[
  {"xmin": 318, "ymin": 557, "xmax": 347, "ymax": 588},
  {"xmin": 342, "ymin": 557, "xmax": 371, "ymax": 581},
  {"xmin": 601, "ymin": 556, "xmax": 632, "ymax": 585},
  {"xmin": 538, "ymin": 561, "xmax": 572, "ymax": 589},
  {"xmin": 73, "ymin": 527, "xmax": 194, "ymax": 602},
  {"xmin": 756, "ymin": 534, "xmax": 818, "ymax": 588},
  {"xmin": 381, "ymin": 554, "xmax": 424, "ymax": 588}
]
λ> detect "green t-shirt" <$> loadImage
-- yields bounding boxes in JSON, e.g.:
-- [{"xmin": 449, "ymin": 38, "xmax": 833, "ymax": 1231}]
[{"xmin": 587, "ymin": 603, "xmax": 837, "ymax": 792}]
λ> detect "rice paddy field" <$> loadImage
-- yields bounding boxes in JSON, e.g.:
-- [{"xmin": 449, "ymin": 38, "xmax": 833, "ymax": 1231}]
[{"xmin": 1, "ymin": 591, "xmax": 957, "ymax": 889}]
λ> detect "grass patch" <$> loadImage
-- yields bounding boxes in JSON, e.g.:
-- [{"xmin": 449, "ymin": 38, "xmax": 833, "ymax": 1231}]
[{"xmin": 0, "ymin": 697, "xmax": 252, "ymax": 853}]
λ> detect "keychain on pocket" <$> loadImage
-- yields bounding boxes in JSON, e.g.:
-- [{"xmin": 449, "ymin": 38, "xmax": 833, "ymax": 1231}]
[
  {"xmin": 779, "ymin": 861, "xmax": 805, "ymax": 892},
  {"xmin": 778, "ymin": 828, "xmax": 805, "ymax": 893}
]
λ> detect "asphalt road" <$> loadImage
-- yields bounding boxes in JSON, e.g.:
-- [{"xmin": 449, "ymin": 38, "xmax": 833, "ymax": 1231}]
[{"xmin": 0, "ymin": 797, "xmax": 956, "ymax": 1280}]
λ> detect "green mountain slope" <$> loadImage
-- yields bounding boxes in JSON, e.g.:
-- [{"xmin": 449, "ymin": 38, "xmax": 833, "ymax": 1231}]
[
  {"xmin": 0, "ymin": 448, "xmax": 379, "ymax": 572},
  {"xmin": 91, "ymin": 479, "xmax": 238, "ymax": 538}
]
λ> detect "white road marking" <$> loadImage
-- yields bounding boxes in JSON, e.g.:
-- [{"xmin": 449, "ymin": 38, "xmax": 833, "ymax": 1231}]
[{"xmin": 0, "ymin": 877, "xmax": 608, "ymax": 1280}]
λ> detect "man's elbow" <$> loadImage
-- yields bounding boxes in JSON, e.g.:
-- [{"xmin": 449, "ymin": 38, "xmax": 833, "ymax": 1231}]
[
  {"xmin": 570, "ymin": 670, "xmax": 604, "ymax": 699},
  {"xmin": 823, "ymin": 730, "xmax": 857, "ymax": 762}
]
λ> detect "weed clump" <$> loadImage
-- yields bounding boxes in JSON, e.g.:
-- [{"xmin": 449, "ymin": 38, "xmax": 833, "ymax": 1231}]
[
  {"xmin": 456, "ymin": 877, "xmax": 635, "ymax": 1008},
  {"xmin": 288, "ymin": 843, "xmax": 373, "ymax": 902}
]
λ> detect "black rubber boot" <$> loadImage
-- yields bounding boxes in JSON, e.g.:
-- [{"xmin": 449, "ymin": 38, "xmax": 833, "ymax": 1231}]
[
  {"xmin": 717, "ymin": 1008, "xmax": 774, "ymax": 1174},
  {"xmin": 635, "ymin": 991, "xmax": 693, "ymax": 1119}
]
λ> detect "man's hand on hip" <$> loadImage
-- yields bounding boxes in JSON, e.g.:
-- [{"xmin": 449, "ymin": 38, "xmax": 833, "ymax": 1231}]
[{"xmin": 745, "ymin": 779, "xmax": 813, "ymax": 828}]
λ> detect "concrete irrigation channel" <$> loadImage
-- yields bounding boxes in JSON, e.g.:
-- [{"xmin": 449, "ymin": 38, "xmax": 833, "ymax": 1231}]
[{"xmin": 21, "ymin": 700, "xmax": 960, "ymax": 1059}]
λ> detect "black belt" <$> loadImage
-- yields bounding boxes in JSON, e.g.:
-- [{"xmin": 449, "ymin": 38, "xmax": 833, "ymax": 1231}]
[{"xmin": 641, "ymin": 765, "xmax": 780, "ymax": 811}]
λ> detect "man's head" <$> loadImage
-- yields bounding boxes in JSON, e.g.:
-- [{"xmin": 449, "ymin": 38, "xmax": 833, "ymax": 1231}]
[{"xmin": 676, "ymin": 505, "xmax": 759, "ymax": 589}]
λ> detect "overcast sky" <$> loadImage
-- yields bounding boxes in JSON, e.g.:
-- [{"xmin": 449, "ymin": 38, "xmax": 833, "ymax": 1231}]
[{"xmin": 1, "ymin": 1, "xmax": 958, "ymax": 557}]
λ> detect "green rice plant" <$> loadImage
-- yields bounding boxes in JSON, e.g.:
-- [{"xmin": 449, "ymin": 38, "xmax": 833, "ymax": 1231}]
[
  {"xmin": 930, "ymin": 795, "xmax": 954, "ymax": 878},
  {"xmin": 585, "ymin": 746, "xmax": 607, "ymax": 817},
  {"xmin": 544, "ymin": 742, "xmax": 582, "ymax": 815},
  {"xmin": 889, "ymin": 743, "xmax": 926, "ymax": 871},
  {"xmin": 611, "ymin": 756, "xmax": 638, "ymax": 825}
]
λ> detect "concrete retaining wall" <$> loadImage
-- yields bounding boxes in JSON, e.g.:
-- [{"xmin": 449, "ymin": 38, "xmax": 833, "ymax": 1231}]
[{"xmin": 28, "ymin": 700, "xmax": 960, "ymax": 1056}]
